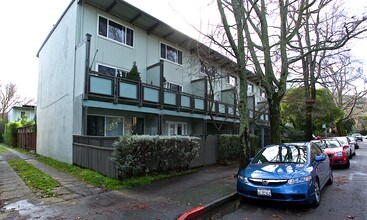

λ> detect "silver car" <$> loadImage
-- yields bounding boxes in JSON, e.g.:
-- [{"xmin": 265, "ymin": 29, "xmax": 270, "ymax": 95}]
[{"xmin": 335, "ymin": 136, "xmax": 356, "ymax": 159}]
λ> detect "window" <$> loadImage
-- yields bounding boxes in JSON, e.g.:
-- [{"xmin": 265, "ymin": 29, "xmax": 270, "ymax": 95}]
[
  {"xmin": 164, "ymin": 82, "xmax": 182, "ymax": 92},
  {"xmin": 21, "ymin": 112, "xmax": 26, "ymax": 118},
  {"xmin": 161, "ymin": 43, "xmax": 182, "ymax": 64},
  {"xmin": 227, "ymin": 75, "xmax": 237, "ymax": 86},
  {"xmin": 98, "ymin": 16, "xmax": 134, "ymax": 47},
  {"xmin": 200, "ymin": 62, "xmax": 216, "ymax": 76},
  {"xmin": 97, "ymin": 64, "xmax": 128, "ymax": 78},
  {"xmin": 260, "ymin": 89, "xmax": 266, "ymax": 98},
  {"xmin": 247, "ymin": 84, "xmax": 254, "ymax": 93},
  {"xmin": 166, "ymin": 122, "xmax": 187, "ymax": 136},
  {"xmin": 87, "ymin": 115, "xmax": 124, "ymax": 136}
]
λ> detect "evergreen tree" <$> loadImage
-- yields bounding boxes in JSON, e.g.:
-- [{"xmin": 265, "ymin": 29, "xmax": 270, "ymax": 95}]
[{"xmin": 126, "ymin": 62, "xmax": 141, "ymax": 82}]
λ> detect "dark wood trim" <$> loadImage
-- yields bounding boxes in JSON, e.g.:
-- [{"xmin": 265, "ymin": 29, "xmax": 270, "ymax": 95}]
[{"xmin": 84, "ymin": 34, "xmax": 92, "ymax": 100}]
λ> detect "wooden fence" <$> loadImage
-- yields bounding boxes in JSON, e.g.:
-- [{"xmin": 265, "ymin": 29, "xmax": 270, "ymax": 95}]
[
  {"xmin": 72, "ymin": 135, "xmax": 119, "ymax": 178},
  {"xmin": 17, "ymin": 126, "xmax": 36, "ymax": 151},
  {"xmin": 72, "ymin": 135, "xmax": 219, "ymax": 179}
]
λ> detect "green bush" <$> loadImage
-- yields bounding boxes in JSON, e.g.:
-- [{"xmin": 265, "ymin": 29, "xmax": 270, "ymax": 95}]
[
  {"xmin": 4, "ymin": 122, "xmax": 22, "ymax": 146},
  {"xmin": 218, "ymin": 134, "xmax": 261, "ymax": 165},
  {"xmin": 111, "ymin": 135, "xmax": 199, "ymax": 179},
  {"xmin": 0, "ymin": 121, "xmax": 6, "ymax": 143}
]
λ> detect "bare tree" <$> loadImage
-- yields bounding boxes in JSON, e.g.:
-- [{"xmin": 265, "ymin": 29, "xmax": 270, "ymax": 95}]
[
  {"xmin": 320, "ymin": 52, "xmax": 367, "ymax": 134},
  {"xmin": 0, "ymin": 82, "xmax": 34, "ymax": 121},
  {"xmin": 288, "ymin": 0, "xmax": 367, "ymax": 140},
  {"xmin": 213, "ymin": 0, "xmax": 322, "ymax": 147}
]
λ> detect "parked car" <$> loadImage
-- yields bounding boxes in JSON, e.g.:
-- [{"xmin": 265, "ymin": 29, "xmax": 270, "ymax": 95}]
[
  {"xmin": 335, "ymin": 136, "xmax": 356, "ymax": 159},
  {"xmin": 348, "ymin": 136, "xmax": 359, "ymax": 149},
  {"xmin": 237, "ymin": 143, "xmax": 333, "ymax": 207},
  {"xmin": 352, "ymin": 133, "xmax": 363, "ymax": 141},
  {"xmin": 323, "ymin": 139, "xmax": 350, "ymax": 168}
]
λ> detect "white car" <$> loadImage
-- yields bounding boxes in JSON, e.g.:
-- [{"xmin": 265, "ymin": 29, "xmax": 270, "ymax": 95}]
[{"xmin": 335, "ymin": 136, "xmax": 356, "ymax": 159}]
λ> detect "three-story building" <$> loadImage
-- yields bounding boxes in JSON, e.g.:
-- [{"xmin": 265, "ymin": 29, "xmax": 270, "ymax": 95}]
[{"xmin": 37, "ymin": 0, "xmax": 269, "ymax": 163}]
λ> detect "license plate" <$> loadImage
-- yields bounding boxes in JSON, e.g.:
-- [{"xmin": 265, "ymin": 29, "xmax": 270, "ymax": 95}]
[{"xmin": 257, "ymin": 188, "xmax": 272, "ymax": 197}]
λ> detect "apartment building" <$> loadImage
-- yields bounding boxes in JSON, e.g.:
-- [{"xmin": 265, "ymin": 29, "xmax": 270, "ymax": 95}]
[{"xmin": 37, "ymin": 0, "xmax": 268, "ymax": 163}]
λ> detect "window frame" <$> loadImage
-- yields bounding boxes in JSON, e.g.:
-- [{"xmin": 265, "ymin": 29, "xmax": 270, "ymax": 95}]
[
  {"xmin": 166, "ymin": 121, "xmax": 188, "ymax": 136},
  {"xmin": 160, "ymin": 42, "xmax": 183, "ymax": 65},
  {"xmin": 87, "ymin": 114, "xmax": 124, "ymax": 137},
  {"xmin": 247, "ymin": 84, "xmax": 254, "ymax": 94},
  {"xmin": 227, "ymin": 74, "xmax": 237, "ymax": 87},
  {"xmin": 96, "ymin": 63, "xmax": 128, "ymax": 78},
  {"xmin": 98, "ymin": 15, "xmax": 134, "ymax": 47},
  {"xmin": 164, "ymin": 81, "xmax": 183, "ymax": 92},
  {"xmin": 260, "ymin": 89, "xmax": 267, "ymax": 98}
]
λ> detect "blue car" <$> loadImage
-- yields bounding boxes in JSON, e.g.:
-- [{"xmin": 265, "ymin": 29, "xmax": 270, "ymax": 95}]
[{"xmin": 237, "ymin": 143, "xmax": 333, "ymax": 207}]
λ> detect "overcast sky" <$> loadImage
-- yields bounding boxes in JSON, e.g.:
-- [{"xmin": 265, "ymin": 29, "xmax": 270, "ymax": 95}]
[{"xmin": 0, "ymin": 0, "xmax": 366, "ymax": 102}]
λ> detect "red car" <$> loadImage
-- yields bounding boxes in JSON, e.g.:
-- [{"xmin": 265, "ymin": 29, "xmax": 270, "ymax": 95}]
[{"xmin": 323, "ymin": 139, "xmax": 350, "ymax": 168}]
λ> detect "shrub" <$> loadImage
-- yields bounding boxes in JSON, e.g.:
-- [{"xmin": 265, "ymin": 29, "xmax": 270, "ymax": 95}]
[
  {"xmin": 218, "ymin": 134, "xmax": 261, "ymax": 165},
  {"xmin": 126, "ymin": 62, "xmax": 141, "ymax": 82},
  {"xmin": 0, "ymin": 121, "xmax": 6, "ymax": 143},
  {"xmin": 111, "ymin": 135, "xmax": 199, "ymax": 179},
  {"xmin": 4, "ymin": 122, "xmax": 22, "ymax": 146}
]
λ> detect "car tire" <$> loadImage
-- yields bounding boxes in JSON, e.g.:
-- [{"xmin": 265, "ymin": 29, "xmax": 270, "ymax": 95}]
[
  {"xmin": 327, "ymin": 169, "xmax": 333, "ymax": 185},
  {"xmin": 312, "ymin": 179, "xmax": 321, "ymax": 207},
  {"xmin": 345, "ymin": 159, "xmax": 350, "ymax": 168},
  {"xmin": 349, "ymin": 150, "xmax": 353, "ymax": 159}
]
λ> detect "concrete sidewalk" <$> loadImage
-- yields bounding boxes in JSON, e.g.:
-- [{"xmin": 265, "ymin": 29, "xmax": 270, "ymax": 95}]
[{"xmin": 0, "ymin": 146, "xmax": 238, "ymax": 219}]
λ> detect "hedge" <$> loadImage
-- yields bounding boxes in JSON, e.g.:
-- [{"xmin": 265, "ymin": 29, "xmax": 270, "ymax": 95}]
[
  {"xmin": 218, "ymin": 134, "xmax": 261, "ymax": 165},
  {"xmin": 4, "ymin": 122, "xmax": 22, "ymax": 146},
  {"xmin": 111, "ymin": 135, "xmax": 200, "ymax": 179}
]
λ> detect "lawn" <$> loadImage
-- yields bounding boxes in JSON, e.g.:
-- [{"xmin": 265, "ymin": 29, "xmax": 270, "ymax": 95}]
[
  {"xmin": 8, "ymin": 159, "xmax": 60, "ymax": 197},
  {"xmin": 0, "ymin": 145, "xmax": 8, "ymax": 153},
  {"xmin": 11, "ymin": 147, "xmax": 196, "ymax": 190}
]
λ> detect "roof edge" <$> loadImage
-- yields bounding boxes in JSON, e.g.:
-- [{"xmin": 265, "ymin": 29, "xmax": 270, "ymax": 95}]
[{"xmin": 36, "ymin": 0, "xmax": 76, "ymax": 58}]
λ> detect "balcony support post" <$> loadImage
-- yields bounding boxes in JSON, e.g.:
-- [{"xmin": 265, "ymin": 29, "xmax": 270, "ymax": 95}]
[{"xmin": 84, "ymin": 34, "xmax": 91, "ymax": 100}]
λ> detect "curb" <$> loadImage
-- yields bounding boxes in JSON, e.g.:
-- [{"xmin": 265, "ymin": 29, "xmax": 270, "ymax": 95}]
[{"xmin": 177, "ymin": 192, "xmax": 239, "ymax": 220}]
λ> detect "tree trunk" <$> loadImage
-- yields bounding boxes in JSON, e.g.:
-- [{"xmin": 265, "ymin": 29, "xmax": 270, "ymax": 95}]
[
  {"xmin": 269, "ymin": 93, "xmax": 281, "ymax": 143},
  {"xmin": 237, "ymin": 69, "xmax": 250, "ymax": 174},
  {"xmin": 305, "ymin": 101, "xmax": 314, "ymax": 140}
]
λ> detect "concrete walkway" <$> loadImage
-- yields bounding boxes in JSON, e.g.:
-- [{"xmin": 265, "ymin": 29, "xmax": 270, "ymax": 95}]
[{"xmin": 0, "ymin": 146, "xmax": 238, "ymax": 219}]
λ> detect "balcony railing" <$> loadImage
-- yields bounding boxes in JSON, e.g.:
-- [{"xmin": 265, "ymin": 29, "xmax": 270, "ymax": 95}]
[{"xmin": 86, "ymin": 72, "xmax": 239, "ymax": 118}]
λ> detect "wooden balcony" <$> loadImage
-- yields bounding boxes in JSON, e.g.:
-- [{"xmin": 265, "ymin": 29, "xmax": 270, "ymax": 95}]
[{"xmin": 85, "ymin": 71, "xmax": 238, "ymax": 118}]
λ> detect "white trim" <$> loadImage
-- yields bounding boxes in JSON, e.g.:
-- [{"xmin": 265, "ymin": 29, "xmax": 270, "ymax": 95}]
[
  {"xmin": 164, "ymin": 81, "xmax": 183, "ymax": 92},
  {"xmin": 166, "ymin": 121, "xmax": 188, "ymax": 136},
  {"xmin": 160, "ymin": 42, "xmax": 183, "ymax": 66},
  {"xmin": 87, "ymin": 114, "xmax": 125, "ymax": 136},
  {"xmin": 97, "ymin": 14, "xmax": 135, "ymax": 48},
  {"xmin": 96, "ymin": 62, "xmax": 129, "ymax": 77}
]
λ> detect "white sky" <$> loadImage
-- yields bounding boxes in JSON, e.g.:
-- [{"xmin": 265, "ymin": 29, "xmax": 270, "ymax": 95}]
[{"xmin": 0, "ymin": 0, "xmax": 366, "ymax": 102}]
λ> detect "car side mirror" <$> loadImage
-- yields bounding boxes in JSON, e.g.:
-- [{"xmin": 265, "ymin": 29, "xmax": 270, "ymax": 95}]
[{"xmin": 315, "ymin": 155, "xmax": 327, "ymax": 162}]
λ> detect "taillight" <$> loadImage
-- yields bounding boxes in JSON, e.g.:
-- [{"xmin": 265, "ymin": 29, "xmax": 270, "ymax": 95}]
[{"xmin": 342, "ymin": 145, "xmax": 349, "ymax": 151}]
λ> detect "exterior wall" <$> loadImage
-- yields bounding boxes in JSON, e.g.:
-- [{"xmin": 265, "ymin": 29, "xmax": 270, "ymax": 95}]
[
  {"xmin": 81, "ymin": 4, "xmax": 148, "ymax": 83},
  {"xmin": 37, "ymin": 1, "xmax": 78, "ymax": 164},
  {"xmin": 7, "ymin": 107, "xmax": 35, "ymax": 122}
]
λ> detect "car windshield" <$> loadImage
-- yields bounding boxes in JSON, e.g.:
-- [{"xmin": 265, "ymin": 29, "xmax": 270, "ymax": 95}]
[
  {"xmin": 324, "ymin": 140, "xmax": 340, "ymax": 148},
  {"xmin": 252, "ymin": 144, "xmax": 308, "ymax": 164}
]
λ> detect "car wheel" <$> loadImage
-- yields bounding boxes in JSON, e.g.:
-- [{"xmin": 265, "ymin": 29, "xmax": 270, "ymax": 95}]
[
  {"xmin": 327, "ymin": 169, "xmax": 333, "ymax": 185},
  {"xmin": 312, "ymin": 179, "xmax": 321, "ymax": 207},
  {"xmin": 349, "ymin": 150, "xmax": 353, "ymax": 159},
  {"xmin": 345, "ymin": 159, "xmax": 350, "ymax": 168}
]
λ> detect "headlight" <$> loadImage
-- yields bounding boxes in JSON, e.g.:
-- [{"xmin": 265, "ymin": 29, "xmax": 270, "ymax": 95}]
[
  {"xmin": 334, "ymin": 152, "xmax": 343, "ymax": 156},
  {"xmin": 238, "ymin": 175, "xmax": 249, "ymax": 183},
  {"xmin": 287, "ymin": 176, "xmax": 312, "ymax": 185}
]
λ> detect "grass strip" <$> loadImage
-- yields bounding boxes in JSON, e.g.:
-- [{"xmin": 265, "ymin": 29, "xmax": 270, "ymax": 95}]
[
  {"xmin": 36, "ymin": 155, "xmax": 196, "ymax": 190},
  {"xmin": 10, "ymin": 147, "xmax": 197, "ymax": 190},
  {"xmin": 0, "ymin": 145, "xmax": 8, "ymax": 153},
  {"xmin": 8, "ymin": 160, "xmax": 60, "ymax": 197}
]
